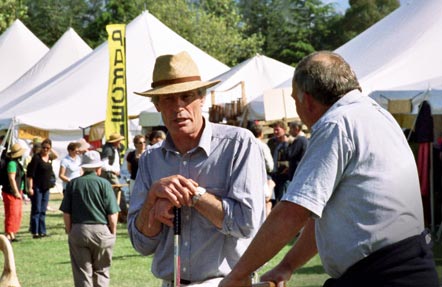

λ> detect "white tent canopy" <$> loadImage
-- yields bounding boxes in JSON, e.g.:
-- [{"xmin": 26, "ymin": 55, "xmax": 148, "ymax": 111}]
[
  {"xmin": 0, "ymin": 11, "xmax": 228, "ymax": 132},
  {"xmin": 336, "ymin": 0, "xmax": 442, "ymax": 94},
  {"xmin": 207, "ymin": 54, "xmax": 295, "ymax": 120},
  {"xmin": 0, "ymin": 19, "xmax": 48, "ymax": 91},
  {"xmin": 0, "ymin": 28, "xmax": 92, "ymax": 110},
  {"xmin": 273, "ymin": 0, "xmax": 442, "ymax": 118}
]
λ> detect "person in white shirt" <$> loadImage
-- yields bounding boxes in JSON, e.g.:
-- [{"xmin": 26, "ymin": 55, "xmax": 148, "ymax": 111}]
[{"xmin": 59, "ymin": 142, "xmax": 82, "ymax": 193}]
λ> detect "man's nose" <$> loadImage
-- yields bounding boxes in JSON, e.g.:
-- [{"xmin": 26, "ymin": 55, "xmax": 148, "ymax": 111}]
[{"xmin": 170, "ymin": 96, "xmax": 187, "ymax": 107}]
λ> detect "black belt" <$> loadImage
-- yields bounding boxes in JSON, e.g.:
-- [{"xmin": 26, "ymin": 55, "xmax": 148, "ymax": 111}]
[
  {"xmin": 165, "ymin": 279, "xmax": 191, "ymax": 286},
  {"xmin": 175, "ymin": 279, "xmax": 191, "ymax": 285}
]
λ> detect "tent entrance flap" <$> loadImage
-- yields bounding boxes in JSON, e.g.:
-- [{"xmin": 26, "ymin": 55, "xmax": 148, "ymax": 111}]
[{"xmin": 388, "ymin": 99, "xmax": 412, "ymax": 114}]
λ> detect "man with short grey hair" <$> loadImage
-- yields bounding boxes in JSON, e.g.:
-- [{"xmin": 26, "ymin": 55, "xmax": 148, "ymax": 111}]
[{"xmin": 220, "ymin": 51, "xmax": 438, "ymax": 287}]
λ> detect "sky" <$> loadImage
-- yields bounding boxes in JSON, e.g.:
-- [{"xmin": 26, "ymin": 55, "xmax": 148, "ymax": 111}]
[
  {"xmin": 322, "ymin": 0, "xmax": 407, "ymax": 14},
  {"xmin": 322, "ymin": 0, "xmax": 349, "ymax": 13}
]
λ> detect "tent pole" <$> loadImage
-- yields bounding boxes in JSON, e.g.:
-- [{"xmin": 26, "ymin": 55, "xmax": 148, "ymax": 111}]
[{"xmin": 430, "ymin": 145, "xmax": 435, "ymax": 233}]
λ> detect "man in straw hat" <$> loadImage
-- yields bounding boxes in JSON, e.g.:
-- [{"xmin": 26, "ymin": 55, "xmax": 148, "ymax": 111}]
[
  {"xmin": 128, "ymin": 51, "xmax": 266, "ymax": 286},
  {"xmin": 1, "ymin": 143, "xmax": 26, "ymax": 242},
  {"xmin": 220, "ymin": 51, "xmax": 439, "ymax": 287},
  {"xmin": 60, "ymin": 150, "xmax": 120, "ymax": 287}
]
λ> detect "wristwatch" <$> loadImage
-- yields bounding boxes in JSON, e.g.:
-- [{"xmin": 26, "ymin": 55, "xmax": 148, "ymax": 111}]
[{"xmin": 192, "ymin": 187, "xmax": 206, "ymax": 207}]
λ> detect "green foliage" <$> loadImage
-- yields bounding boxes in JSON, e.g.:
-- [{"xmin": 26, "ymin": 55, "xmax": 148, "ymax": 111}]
[
  {"xmin": 329, "ymin": 0, "xmax": 400, "ymax": 48},
  {"xmin": 82, "ymin": 0, "xmax": 141, "ymax": 48},
  {"xmin": 22, "ymin": 0, "xmax": 89, "ymax": 46},
  {"xmin": 1, "ymin": 0, "xmax": 400, "ymax": 68},
  {"xmin": 0, "ymin": 0, "xmax": 28, "ymax": 33},
  {"xmin": 239, "ymin": 0, "xmax": 340, "ymax": 66},
  {"xmin": 141, "ymin": 0, "xmax": 263, "ymax": 66}
]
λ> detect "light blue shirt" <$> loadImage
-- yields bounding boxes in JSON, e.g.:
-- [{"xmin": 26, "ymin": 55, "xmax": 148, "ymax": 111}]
[
  {"xmin": 283, "ymin": 90, "xmax": 424, "ymax": 278},
  {"xmin": 128, "ymin": 120, "xmax": 266, "ymax": 282},
  {"xmin": 60, "ymin": 155, "xmax": 82, "ymax": 189}
]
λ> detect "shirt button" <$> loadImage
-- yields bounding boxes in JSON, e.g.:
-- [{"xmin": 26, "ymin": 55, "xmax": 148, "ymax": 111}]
[
  {"xmin": 184, "ymin": 241, "xmax": 188, "ymax": 247},
  {"xmin": 186, "ymin": 216, "xmax": 190, "ymax": 220},
  {"xmin": 183, "ymin": 161, "xmax": 187, "ymax": 166},
  {"xmin": 183, "ymin": 267, "xmax": 187, "ymax": 272}
]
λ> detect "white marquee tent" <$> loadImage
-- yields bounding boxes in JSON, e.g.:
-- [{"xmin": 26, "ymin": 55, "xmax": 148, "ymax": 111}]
[
  {"xmin": 274, "ymin": 0, "xmax": 442, "ymax": 115},
  {"xmin": 336, "ymin": 0, "xmax": 442, "ymax": 94},
  {"xmin": 207, "ymin": 54, "xmax": 295, "ymax": 121},
  {"xmin": 0, "ymin": 11, "xmax": 228, "ymax": 135},
  {"xmin": 0, "ymin": 19, "xmax": 48, "ymax": 91},
  {"xmin": 0, "ymin": 28, "xmax": 92, "ymax": 110}
]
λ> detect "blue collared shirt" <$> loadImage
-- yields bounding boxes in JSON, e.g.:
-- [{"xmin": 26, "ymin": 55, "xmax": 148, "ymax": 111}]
[
  {"xmin": 283, "ymin": 90, "xmax": 424, "ymax": 278},
  {"xmin": 128, "ymin": 120, "xmax": 266, "ymax": 282}
]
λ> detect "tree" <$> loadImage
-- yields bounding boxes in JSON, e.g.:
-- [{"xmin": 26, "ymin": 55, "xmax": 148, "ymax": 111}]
[
  {"xmin": 239, "ymin": 0, "xmax": 340, "ymax": 66},
  {"xmin": 0, "ymin": 0, "xmax": 28, "ymax": 33},
  {"xmin": 141, "ymin": 0, "xmax": 263, "ymax": 66},
  {"xmin": 82, "ymin": 0, "xmax": 141, "ymax": 48},
  {"xmin": 23, "ymin": 0, "xmax": 89, "ymax": 46},
  {"xmin": 329, "ymin": 0, "xmax": 400, "ymax": 48}
]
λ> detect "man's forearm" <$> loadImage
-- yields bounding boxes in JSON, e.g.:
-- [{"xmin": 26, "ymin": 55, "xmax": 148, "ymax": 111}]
[
  {"xmin": 135, "ymin": 195, "xmax": 162, "ymax": 237},
  {"xmin": 193, "ymin": 192, "xmax": 224, "ymax": 229},
  {"xmin": 276, "ymin": 217, "xmax": 317, "ymax": 272},
  {"xmin": 228, "ymin": 202, "xmax": 310, "ymax": 279},
  {"xmin": 108, "ymin": 213, "xmax": 118, "ymax": 234},
  {"xmin": 63, "ymin": 213, "xmax": 72, "ymax": 233}
]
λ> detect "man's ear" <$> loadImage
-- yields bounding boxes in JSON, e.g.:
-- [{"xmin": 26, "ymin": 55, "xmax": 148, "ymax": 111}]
[
  {"xmin": 304, "ymin": 93, "xmax": 315, "ymax": 113},
  {"xmin": 154, "ymin": 103, "xmax": 160, "ymax": 112},
  {"xmin": 200, "ymin": 95, "xmax": 206, "ymax": 107}
]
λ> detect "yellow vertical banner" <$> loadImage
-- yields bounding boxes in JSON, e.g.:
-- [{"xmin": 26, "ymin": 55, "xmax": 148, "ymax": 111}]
[{"xmin": 105, "ymin": 24, "xmax": 128, "ymax": 155}]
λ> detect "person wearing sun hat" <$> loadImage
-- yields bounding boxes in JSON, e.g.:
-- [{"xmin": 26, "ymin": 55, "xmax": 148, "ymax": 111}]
[
  {"xmin": 100, "ymin": 133, "xmax": 125, "ymax": 183},
  {"xmin": 100, "ymin": 132, "xmax": 127, "ymax": 218},
  {"xmin": 127, "ymin": 51, "xmax": 267, "ymax": 286},
  {"xmin": 2, "ymin": 143, "xmax": 27, "ymax": 242},
  {"xmin": 60, "ymin": 150, "xmax": 120, "ymax": 287}
]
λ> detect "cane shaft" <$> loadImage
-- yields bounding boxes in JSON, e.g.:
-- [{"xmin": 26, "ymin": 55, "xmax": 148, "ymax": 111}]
[{"xmin": 173, "ymin": 207, "xmax": 181, "ymax": 287}]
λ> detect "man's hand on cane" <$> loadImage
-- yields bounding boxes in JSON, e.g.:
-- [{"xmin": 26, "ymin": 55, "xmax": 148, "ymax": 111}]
[
  {"xmin": 149, "ymin": 175, "xmax": 198, "ymax": 207},
  {"xmin": 149, "ymin": 198, "xmax": 175, "ymax": 227},
  {"xmin": 260, "ymin": 262, "xmax": 292, "ymax": 286}
]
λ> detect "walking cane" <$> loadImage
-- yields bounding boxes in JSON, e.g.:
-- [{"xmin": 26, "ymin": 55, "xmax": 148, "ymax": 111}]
[
  {"xmin": 252, "ymin": 282, "xmax": 285, "ymax": 287},
  {"xmin": 173, "ymin": 207, "xmax": 181, "ymax": 287}
]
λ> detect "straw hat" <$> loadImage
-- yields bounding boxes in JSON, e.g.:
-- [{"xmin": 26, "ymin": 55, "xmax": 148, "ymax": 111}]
[
  {"xmin": 78, "ymin": 138, "xmax": 91, "ymax": 151},
  {"xmin": 80, "ymin": 151, "xmax": 103, "ymax": 169},
  {"xmin": 32, "ymin": 137, "xmax": 43, "ymax": 145},
  {"xmin": 8, "ymin": 143, "xmax": 26, "ymax": 159},
  {"xmin": 107, "ymin": 133, "xmax": 125, "ymax": 143},
  {"xmin": 134, "ymin": 51, "xmax": 220, "ymax": 97}
]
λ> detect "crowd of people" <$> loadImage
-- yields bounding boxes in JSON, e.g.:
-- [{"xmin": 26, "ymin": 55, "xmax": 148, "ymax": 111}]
[{"xmin": 1, "ymin": 49, "xmax": 440, "ymax": 287}]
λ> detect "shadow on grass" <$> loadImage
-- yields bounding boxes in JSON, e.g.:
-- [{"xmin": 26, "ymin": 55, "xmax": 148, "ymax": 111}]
[
  {"xmin": 113, "ymin": 254, "xmax": 143, "ymax": 261},
  {"xmin": 296, "ymin": 265, "xmax": 326, "ymax": 275},
  {"xmin": 433, "ymin": 240, "xmax": 442, "ymax": 265}
]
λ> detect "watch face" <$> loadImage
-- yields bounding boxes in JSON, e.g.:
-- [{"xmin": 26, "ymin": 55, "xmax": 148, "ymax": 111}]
[{"xmin": 192, "ymin": 187, "xmax": 206, "ymax": 206}]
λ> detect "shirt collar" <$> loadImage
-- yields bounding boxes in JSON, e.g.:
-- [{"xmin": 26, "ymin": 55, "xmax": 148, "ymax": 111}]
[
  {"xmin": 161, "ymin": 117, "xmax": 212, "ymax": 156},
  {"xmin": 311, "ymin": 89, "xmax": 364, "ymax": 132}
]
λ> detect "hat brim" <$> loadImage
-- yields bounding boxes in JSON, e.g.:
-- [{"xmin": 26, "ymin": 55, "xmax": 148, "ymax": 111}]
[
  {"xmin": 81, "ymin": 162, "xmax": 103, "ymax": 169},
  {"xmin": 134, "ymin": 80, "xmax": 220, "ymax": 97},
  {"xmin": 108, "ymin": 136, "xmax": 125, "ymax": 143},
  {"xmin": 10, "ymin": 149, "xmax": 25, "ymax": 159}
]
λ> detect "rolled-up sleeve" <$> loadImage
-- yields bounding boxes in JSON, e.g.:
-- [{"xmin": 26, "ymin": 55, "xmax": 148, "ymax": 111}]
[
  {"xmin": 127, "ymin": 151, "xmax": 164, "ymax": 256},
  {"xmin": 220, "ymin": 135, "xmax": 266, "ymax": 238}
]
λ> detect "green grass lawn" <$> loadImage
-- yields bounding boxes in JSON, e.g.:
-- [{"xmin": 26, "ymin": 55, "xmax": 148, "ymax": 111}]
[{"xmin": 0, "ymin": 193, "xmax": 440, "ymax": 286}]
